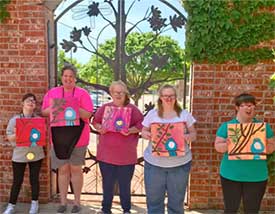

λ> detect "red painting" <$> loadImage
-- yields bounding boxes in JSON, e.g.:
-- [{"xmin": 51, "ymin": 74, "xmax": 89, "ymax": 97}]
[
  {"xmin": 151, "ymin": 122, "xmax": 186, "ymax": 157},
  {"xmin": 227, "ymin": 123, "xmax": 266, "ymax": 160},
  {"xmin": 50, "ymin": 97, "xmax": 80, "ymax": 127},
  {"xmin": 16, "ymin": 118, "xmax": 47, "ymax": 147},
  {"xmin": 102, "ymin": 106, "xmax": 132, "ymax": 133}
]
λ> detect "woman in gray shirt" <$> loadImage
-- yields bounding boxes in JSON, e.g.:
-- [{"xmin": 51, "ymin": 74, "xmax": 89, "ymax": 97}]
[{"xmin": 3, "ymin": 93, "xmax": 45, "ymax": 214}]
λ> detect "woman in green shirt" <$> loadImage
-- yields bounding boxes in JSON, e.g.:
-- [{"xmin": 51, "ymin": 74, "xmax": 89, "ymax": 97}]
[{"xmin": 214, "ymin": 93, "xmax": 275, "ymax": 214}]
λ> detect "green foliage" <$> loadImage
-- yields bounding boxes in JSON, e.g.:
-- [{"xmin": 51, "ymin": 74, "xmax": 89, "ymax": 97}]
[
  {"xmin": 268, "ymin": 50, "xmax": 275, "ymax": 183},
  {"xmin": 267, "ymin": 153, "xmax": 275, "ymax": 183},
  {"xmin": 79, "ymin": 32, "xmax": 186, "ymax": 102},
  {"xmin": 182, "ymin": 0, "xmax": 275, "ymax": 64},
  {"xmin": 0, "ymin": 0, "xmax": 10, "ymax": 23}
]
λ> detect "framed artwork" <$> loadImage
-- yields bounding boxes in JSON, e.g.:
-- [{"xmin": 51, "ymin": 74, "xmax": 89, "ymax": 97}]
[
  {"xmin": 227, "ymin": 122, "xmax": 266, "ymax": 160},
  {"xmin": 50, "ymin": 97, "xmax": 80, "ymax": 127},
  {"xmin": 151, "ymin": 122, "xmax": 186, "ymax": 157},
  {"xmin": 16, "ymin": 118, "xmax": 47, "ymax": 147},
  {"xmin": 102, "ymin": 106, "xmax": 132, "ymax": 133}
]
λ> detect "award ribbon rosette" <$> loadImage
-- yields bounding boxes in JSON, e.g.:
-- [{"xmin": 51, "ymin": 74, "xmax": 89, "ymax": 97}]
[{"xmin": 151, "ymin": 122, "xmax": 186, "ymax": 157}]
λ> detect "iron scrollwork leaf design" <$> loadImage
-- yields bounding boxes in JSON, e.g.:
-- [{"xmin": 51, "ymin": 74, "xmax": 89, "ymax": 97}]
[
  {"xmin": 169, "ymin": 15, "xmax": 185, "ymax": 32},
  {"xmin": 87, "ymin": 2, "xmax": 100, "ymax": 17},
  {"xmin": 82, "ymin": 26, "xmax": 91, "ymax": 36},
  {"xmin": 60, "ymin": 39, "xmax": 77, "ymax": 53},
  {"xmin": 148, "ymin": 6, "xmax": 167, "ymax": 32},
  {"xmin": 151, "ymin": 54, "xmax": 169, "ymax": 70},
  {"xmin": 70, "ymin": 27, "xmax": 82, "ymax": 42}
]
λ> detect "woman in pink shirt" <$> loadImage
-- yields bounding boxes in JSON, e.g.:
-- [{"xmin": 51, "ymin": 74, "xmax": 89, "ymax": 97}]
[
  {"xmin": 93, "ymin": 80, "xmax": 143, "ymax": 214},
  {"xmin": 42, "ymin": 64, "xmax": 93, "ymax": 214}
]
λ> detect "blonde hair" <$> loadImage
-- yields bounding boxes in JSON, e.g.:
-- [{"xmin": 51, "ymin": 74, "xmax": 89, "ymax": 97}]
[
  {"xmin": 109, "ymin": 80, "xmax": 130, "ymax": 106},
  {"xmin": 157, "ymin": 84, "xmax": 182, "ymax": 118}
]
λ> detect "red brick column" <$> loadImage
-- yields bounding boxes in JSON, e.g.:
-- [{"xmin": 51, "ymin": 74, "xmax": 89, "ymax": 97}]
[
  {"xmin": 0, "ymin": 0, "xmax": 51, "ymax": 203},
  {"xmin": 189, "ymin": 62, "xmax": 275, "ymax": 210}
]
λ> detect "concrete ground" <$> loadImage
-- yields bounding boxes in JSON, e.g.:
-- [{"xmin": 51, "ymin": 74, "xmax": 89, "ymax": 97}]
[
  {"xmin": 0, "ymin": 202, "xmax": 224, "ymax": 214},
  {"xmin": 1, "ymin": 195, "xmax": 274, "ymax": 214}
]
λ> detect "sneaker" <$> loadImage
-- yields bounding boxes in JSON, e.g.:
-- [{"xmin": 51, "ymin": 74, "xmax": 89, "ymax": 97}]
[
  {"xmin": 56, "ymin": 205, "xmax": 67, "ymax": 214},
  {"xmin": 3, "ymin": 203, "xmax": 15, "ymax": 214},
  {"xmin": 71, "ymin": 205, "xmax": 81, "ymax": 213},
  {"xmin": 29, "ymin": 200, "xmax": 39, "ymax": 214}
]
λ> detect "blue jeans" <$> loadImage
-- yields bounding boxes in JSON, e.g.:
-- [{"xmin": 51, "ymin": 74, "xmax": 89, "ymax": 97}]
[
  {"xmin": 99, "ymin": 161, "xmax": 135, "ymax": 213},
  {"xmin": 144, "ymin": 161, "xmax": 191, "ymax": 214}
]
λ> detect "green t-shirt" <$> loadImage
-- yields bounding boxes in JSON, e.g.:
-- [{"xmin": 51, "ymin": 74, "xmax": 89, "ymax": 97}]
[{"xmin": 216, "ymin": 118, "xmax": 274, "ymax": 182}]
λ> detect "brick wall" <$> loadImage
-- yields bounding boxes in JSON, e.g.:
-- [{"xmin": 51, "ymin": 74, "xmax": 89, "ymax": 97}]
[
  {"xmin": 189, "ymin": 62, "xmax": 275, "ymax": 210},
  {"xmin": 0, "ymin": 0, "xmax": 51, "ymax": 203}
]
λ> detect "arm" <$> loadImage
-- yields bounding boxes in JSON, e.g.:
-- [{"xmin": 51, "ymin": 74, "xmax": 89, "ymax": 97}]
[
  {"xmin": 184, "ymin": 124, "xmax": 197, "ymax": 142},
  {"xmin": 41, "ymin": 107, "xmax": 50, "ymax": 117},
  {"xmin": 267, "ymin": 137, "xmax": 275, "ymax": 154},
  {"xmin": 141, "ymin": 126, "xmax": 151, "ymax": 140},
  {"xmin": 215, "ymin": 136, "xmax": 228, "ymax": 153},
  {"xmin": 6, "ymin": 117, "xmax": 16, "ymax": 146},
  {"xmin": 92, "ymin": 122, "xmax": 107, "ymax": 134},
  {"xmin": 7, "ymin": 132, "xmax": 16, "ymax": 143},
  {"xmin": 79, "ymin": 107, "xmax": 92, "ymax": 119}
]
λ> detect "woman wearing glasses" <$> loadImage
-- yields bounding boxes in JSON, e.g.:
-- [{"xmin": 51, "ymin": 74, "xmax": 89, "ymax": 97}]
[
  {"xmin": 92, "ymin": 80, "xmax": 143, "ymax": 214},
  {"xmin": 214, "ymin": 93, "xmax": 275, "ymax": 214},
  {"xmin": 3, "ymin": 93, "xmax": 44, "ymax": 214},
  {"xmin": 141, "ymin": 84, "xmax": 197, "ymax": 214}
]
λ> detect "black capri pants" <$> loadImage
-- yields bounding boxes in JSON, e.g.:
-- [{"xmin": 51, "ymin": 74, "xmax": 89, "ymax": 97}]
[{"xmin": 220, "ymin": 176, "xmax": 267, "ymax": 214}]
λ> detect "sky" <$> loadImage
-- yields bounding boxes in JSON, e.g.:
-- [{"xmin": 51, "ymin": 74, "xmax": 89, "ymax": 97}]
[{"xmin": 55, "ymin": 0, "xmax": 187, "ymax": 64}]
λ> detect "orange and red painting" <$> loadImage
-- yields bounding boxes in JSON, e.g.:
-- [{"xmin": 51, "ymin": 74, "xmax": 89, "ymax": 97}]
[
  {"xmin": 227, "ymin": 122, "xmax": 266, "ymax": 160},
  {"xmin": 16, "ymin": 118, "xmax": 46, "ymax": 147},
  {"xmin": 102, "ymin": 106, "xmax": 132, "ymax": 133},
  {"xmin": 151, "ymin": 122, "xmax": 186, "ymax": 157},
  {"xmin": 50, "ymin": 97, "xmax": 80, "ymax": 127}
]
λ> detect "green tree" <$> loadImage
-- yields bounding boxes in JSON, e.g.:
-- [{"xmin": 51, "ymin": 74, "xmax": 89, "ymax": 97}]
[
  {"xmin": 60, "ymin": 0, "xmax": 187, "ymax": 104},
  {"xmin": 79, "ymin": 32, "xmax": 187, "ymax": 104}
]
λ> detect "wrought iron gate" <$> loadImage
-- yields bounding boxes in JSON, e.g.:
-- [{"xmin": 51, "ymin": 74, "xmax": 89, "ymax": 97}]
[{"xmin": 54, "ymin": 0, "xmax": 188, "ymax": 196}]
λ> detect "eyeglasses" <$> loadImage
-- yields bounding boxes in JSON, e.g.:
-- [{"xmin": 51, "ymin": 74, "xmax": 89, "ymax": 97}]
[
  {"xmin": 111, "ymin": 91, "xmax": 126, "ymax": 96},
  {"xmin": 239, "ymin": 104, "xmax": 255, "ymax": 108},
  {"xmin": 24, "ymin": 99, "xmax": 36, "ymax": 104},
  {"xmin": 161, "ymin": 95, "xmax": 176, "ymax": 99}
]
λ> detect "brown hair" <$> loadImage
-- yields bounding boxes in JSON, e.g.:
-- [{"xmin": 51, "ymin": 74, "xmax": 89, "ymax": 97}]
[
  {"xmin": 61, "ymin": 63, "xmax": 77, "ymax": 77},
  {"xmin": 109, "ymin": 80, "xmax": 130, "ymax": 106},
  {"xmin": 22, "ymin": 93, "xmax": 37, "ymax": 102},
  {"xmin": 234, "ymin": 93, "xmax": 256, "ymax": 106},
  {"xmin": 157, "ymin": 84, "xmax": 182, "ymax": 118}
]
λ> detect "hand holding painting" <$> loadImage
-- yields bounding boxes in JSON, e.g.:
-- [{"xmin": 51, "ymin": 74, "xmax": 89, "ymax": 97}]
[{"xmin": 214, "ymin": 93, "xmax": 275, "ymax": 213}]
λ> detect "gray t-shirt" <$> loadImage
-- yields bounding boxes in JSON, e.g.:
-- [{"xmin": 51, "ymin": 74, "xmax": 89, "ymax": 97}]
[
  {"xmin": 6, "ymin": 114, "xmax": 45, "ymax": 162},
  {"xmin": 142, "ymin": 109, "xmax": 196, "ymax": 168}
]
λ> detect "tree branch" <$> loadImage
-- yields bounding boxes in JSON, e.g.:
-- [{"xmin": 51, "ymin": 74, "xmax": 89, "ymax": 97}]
[{"xmin": 76, "ymin": 78, "xmax": 109, "ymax": 93}]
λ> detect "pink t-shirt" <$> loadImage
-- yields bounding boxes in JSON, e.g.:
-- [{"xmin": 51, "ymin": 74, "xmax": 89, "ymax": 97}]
[
  {"xmin": 93, "ymin": 102, "xmax": 143, "ymax": 165},
  {"xmin": 42, "ymin": 86, "xmax": 93, "ymax": 147}
]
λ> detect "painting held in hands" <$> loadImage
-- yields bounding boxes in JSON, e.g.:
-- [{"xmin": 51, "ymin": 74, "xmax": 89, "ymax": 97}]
[
  {"xmin": 102, "ymin": 106, "xmax": 132, "ymax": 133},
  {"xmin": 16, "ymin": 118, "xmax": 46, "ymax": 147},
  {"xmin": 50, "ymin": 97, "xmax": 80, "ymax": 127},
  {"xmin": 227, "ymin": 122, "xmax": 266, "ymax": 160},
  {"xmin": 151, "ymin": 122, "xmax": 186, "ymax": 157}
]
